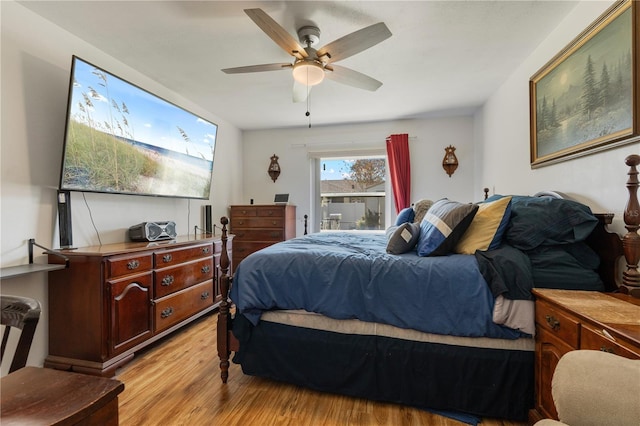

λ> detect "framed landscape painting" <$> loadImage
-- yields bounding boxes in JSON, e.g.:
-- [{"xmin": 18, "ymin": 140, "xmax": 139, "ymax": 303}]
[{"xmin": 530, "ymin": 0, "xmax": 639, "ymax": 168}]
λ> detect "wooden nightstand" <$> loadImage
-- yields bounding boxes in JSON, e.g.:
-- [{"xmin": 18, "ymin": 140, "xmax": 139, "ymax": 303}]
[{"xmin": 529, "ymin": 289, "xmax": 640, "ymax": 423}]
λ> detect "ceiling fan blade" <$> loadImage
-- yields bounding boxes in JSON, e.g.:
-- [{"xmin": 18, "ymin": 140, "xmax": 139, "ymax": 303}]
[
  {"xmin": 292, "ymin": 81, "xmax": 310, "ymax": 103},
  {"xmin": 324, "ymin": 65, "xmax": 383, "ymax": 91},
  {"xmin": 244, "ymin": 8, "xmax": 308, "ymax": 60},
  {"xmin": 222, "ymin": 63, "xmax": 291, "ymax": 74},
  {"xmin": 316, "ymin": 22, "xmax": 391, "ymax": 64}
]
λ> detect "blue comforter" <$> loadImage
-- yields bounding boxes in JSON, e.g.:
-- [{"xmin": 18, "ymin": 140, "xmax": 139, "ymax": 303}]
[{"xmin": 230, "ymin": 232, "xmax": 523, "ymax": 339}]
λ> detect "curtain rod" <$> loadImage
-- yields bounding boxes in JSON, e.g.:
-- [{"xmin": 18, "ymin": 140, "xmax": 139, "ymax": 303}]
[{"xmin": 291, "ymin": 136, "xmax": 417, "ymax": 148}]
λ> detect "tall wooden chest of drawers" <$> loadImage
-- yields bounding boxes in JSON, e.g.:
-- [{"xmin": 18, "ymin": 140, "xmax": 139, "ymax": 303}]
[
  {"xmin": 529, "ymin": 289, "xmax": 640, "ymax": 423},
  {"xmin": 45, "ymin": 234, "xmax": 232, "ymax": 377},
  {"xmin": 230, "ymin": 204, "xmax": 296, "ymax": 272}
]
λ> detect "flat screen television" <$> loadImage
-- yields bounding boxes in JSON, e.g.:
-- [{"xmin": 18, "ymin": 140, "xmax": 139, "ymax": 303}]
[{"xmin": 59, "ymin": 56, "xmax": 217, "ymax": 199}]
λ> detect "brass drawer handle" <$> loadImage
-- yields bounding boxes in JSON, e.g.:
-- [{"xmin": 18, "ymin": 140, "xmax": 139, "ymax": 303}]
[
  {"xmin": 161, "ymin": 307, "xmax": 174, "ymax": 318},
  {"xmin": 600, "ymin": 346, "xmax": 616, "ymax": 354},
  {"xmin": 127, "ymin": 260, "xmax": 140, "ymax": 270},
  {"xmin": 267, "ymin": 210, "xmax": 274, "ymax": 216},
  {"xmin": 241, "ymin": 210, "xmax": 247, "ymax": 215},
  {"xmin": 238, "ymin": 220, "xmax": 244, "ymax": 225},
  {"xmin": 270, "ymin": 232, "xmax": 279, "ymax": 238},
  {"xmin": 272, "ymin": 221, "xmax": 277, "ymax": 225},
  {"xmin": 163, "ymin": 254, "xmax": 173, "ymax": 263},
  {"xmin": 202, "ymin": 247, "xmax": 210, "ymax": 254},
  {"xmin": 201, "ymin": 265, "xmax": 211, "ymax": 274},
  {"xmin": 545, "ymin": 315, "xmax": 560, "ymax": 331},
  {"xmin": 201, "ymin": 291, "xmax": 210, "ymax": 300},
  {"xmin": 161, "ymin": 275, "xmax": 174, "ymax": 286}
]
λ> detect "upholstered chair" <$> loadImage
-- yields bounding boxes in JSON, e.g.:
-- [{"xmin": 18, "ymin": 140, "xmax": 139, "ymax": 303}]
[{"xmin": 534, "ymin": 350, "xmax": 640, "ymax": 426}]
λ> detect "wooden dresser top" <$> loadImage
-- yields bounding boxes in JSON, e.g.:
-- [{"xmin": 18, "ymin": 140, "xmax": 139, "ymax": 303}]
[
  {"xmin": 533, "ymin": 289, "xmax": 640, "ymax": 346},
  {"xmin": 48, "ymin": 234, "xmax": 227, "ymax": 257}
]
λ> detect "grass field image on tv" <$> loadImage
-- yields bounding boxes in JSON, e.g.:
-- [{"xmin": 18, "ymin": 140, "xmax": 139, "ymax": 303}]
[{"xmin": 60, "ymin": 56, "xmax": 218, "ymax": 199}]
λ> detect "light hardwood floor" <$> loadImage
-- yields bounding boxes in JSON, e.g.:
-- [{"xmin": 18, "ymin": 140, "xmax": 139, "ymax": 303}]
[{"xmin": 116, "ymin": 312, "xmax": 528, "ymax": 426}]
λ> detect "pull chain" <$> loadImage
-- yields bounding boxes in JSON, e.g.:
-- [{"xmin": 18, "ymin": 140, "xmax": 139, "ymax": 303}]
[{"xmin": 305, "ymin": 67, "xmax": 311, "ymax": 128}]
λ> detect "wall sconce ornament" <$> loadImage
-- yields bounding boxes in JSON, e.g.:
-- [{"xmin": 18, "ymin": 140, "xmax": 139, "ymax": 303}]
[
  {"xmin": 268, "ymin": 154, "xmax": 281, "ymax": 182},
  {"xmin": 442, "ymin": 145, "xmax": 459, "ymax": 177}
]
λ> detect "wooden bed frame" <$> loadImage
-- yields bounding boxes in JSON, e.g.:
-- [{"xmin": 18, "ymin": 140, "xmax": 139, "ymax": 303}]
[{"xmin": 215, "ymin": 153, "xmax": 640, "ymax": 392}]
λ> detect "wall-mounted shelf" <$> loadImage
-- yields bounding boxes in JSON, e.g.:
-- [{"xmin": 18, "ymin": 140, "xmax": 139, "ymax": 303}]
[
  {"xmin": 0, "ymin": 263, "xmax": 66, "ymax": 279},
  {"xmin": 0, "ymin": 239, "xmax": 69, "ymax": 279}
]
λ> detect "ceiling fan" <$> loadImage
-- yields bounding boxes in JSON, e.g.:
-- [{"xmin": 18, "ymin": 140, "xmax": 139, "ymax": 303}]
[{"xmin": 222, "ymin": 8, "xmax": 392, "ymax": 102}]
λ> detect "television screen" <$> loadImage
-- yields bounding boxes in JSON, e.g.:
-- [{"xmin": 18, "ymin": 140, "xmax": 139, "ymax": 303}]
[{"xmin": 59, "ymin": 56, "xmax": 217, "ymax": 199}]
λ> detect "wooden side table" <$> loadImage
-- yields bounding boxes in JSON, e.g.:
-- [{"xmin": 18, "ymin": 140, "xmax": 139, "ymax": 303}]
[
  {"xmin": 529, "ymin": 289, "xmax": 640, "ymax": 423},
  {"xmin": 1, "ymin": 367, "xmax": 124, "ymax": 425}
]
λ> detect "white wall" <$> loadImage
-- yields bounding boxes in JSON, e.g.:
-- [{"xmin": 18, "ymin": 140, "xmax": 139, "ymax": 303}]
[
  {"xmin": 477, "ymin": 0, "xmax": 639, "ymax": 234},
  {"xmin": 0, "ymin": 1, "xmax": 243, "ymax": 373},
  {"xmin": 4, "ymin": 0, "xmax": 637, "ymax": 374},
  {"xmin": 242, "ymin": 116, "xmax": 476, "ymax": 234}
]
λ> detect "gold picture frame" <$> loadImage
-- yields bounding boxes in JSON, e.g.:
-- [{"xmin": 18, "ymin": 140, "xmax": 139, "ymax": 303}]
[{"xmin": 529, "ymin": 0, "xmax": 639, "ymax": 168}]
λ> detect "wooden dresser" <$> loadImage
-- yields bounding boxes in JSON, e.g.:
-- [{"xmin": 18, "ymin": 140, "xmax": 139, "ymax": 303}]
[
  {"xmin": 530, "ymin": 289, "xmax": 640, "ymax": 423},
  {"xmin": 45, "ymin": 234, "xmax": 232, "ymax": 377},
  {"xmin": 230, "ymin": 204, "xmax": 296, "ymax": 272}
]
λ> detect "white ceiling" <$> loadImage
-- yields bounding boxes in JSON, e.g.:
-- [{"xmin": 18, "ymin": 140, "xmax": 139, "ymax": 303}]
[{"xmin": 20, "ymin": 1, "xmax": 578, "ymax": 130}]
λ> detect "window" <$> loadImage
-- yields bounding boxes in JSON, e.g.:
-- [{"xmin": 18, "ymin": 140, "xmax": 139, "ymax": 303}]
[{"xmin": 319, "ymin": 156, "xmax": 386, "ymax": 231}]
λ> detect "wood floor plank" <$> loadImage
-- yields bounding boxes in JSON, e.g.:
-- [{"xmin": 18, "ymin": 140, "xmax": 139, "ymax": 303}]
[{"xmin": 116, "ymin": 312, "xmax": 527, "ymax": 426}]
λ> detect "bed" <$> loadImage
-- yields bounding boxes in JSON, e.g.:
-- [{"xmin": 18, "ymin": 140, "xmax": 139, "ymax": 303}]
[{"xmin": 215, "ymin": 159, "xmax": 638, "ymax": 422}]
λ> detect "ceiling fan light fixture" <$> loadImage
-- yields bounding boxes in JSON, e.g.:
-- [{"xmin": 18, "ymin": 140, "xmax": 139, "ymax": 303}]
[{"xmin": 292, "ymin": 61, "xmax": 325, "ymax": 86}]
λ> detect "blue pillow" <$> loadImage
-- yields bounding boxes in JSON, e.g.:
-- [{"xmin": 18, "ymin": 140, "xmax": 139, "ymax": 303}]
[
  {"xmin": 528, "ymin": 245, "xmax": 604, "ymax": 291},
  {"xmin": 417, "ymin": 199, "xmax": 479, "ymax": 256},
  {"xmin": 395, "ymin": 207, "xmax": 415, "ymax": 226},
  {"xmin": 505, "ymin": 196, "xmax": 598, "ymax": 250}
]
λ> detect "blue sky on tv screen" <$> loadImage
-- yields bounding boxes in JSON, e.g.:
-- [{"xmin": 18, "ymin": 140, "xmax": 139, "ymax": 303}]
[{"xmin": 68, "ymin": 57, "xmax": 217, "ymax": 161}]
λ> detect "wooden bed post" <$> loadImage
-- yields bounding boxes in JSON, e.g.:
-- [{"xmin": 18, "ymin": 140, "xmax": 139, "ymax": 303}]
[
  {"xmin": 621, "ymin": 154, "xmax": 640, "ymax": 298},
  {"xmin": 217, "ymin": 217, "xmax": 232, "ymax": 383}
]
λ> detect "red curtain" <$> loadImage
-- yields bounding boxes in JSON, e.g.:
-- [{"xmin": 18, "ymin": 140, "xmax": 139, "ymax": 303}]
[{"xmin": 386, "ymin": 134, "xmax": 411, "ymax": 214}]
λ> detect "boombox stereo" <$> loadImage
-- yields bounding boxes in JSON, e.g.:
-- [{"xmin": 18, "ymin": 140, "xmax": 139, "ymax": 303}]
[{"xmin": 129, "ymin": 221, "xmax": 177, "ymax": 242}]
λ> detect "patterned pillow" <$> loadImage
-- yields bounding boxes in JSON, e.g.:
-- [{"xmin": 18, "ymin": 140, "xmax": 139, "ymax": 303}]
[
  {"xmin": 395, "ymin": 207, "xmax": 415, "ymax": 226},
  {"xmin": 416, "ymin": 199, "xmax": 479, "ymax": 256},
  {"xmin": 386, "ymin": 222, "xmax": 421, "ymax": 254},
  {"xmin": 412, "ymin": 199, "xmax": 434, "ymax": 223},
  {"xmin": 454, "ymin": 196, "xmax": 512, "ymax": 254}
]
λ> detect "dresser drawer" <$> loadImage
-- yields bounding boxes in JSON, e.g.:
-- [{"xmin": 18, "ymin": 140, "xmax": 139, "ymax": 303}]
[
  {"xmin": 231, "ymin": 207, "xmax": 257, "ymax": 217},
  {"xmin": 234, "ymin": 241, "xmax": 273, "ymax": 258},
  {"xmin": 230, "ymin": 206, "xmax": 285, "ymax": 218},
  {"xmin": 232, "ymin": 217, "xmax": 284, "ymax": 229},
  {"xmin": 581, "ymin": 325, "xmax": 640, "ymax": 358},
  {"xmin": 255, "ymin": 207, "xmax": 284, "ymax": 217},
  {"xmin": 106, "ymin": 253, "xmax": 153, "ymax": 278},
  {"xmin": 232, "ymin": 229, "xmax": 284, "ymax": 242},
  {"xmin": 154, "ymin": 258, "xmax": 214, "ymax": 298},
  {"xmin": 154, "ymin": 280, "xmax": 214, "ymax": 333},
  {"xmin": 535, "ymin": 301, "xmax": 580, "ymax": 348},
  {"xmin": 153, "ymin": 243, "xmax": 213, "ymax": 268}
]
